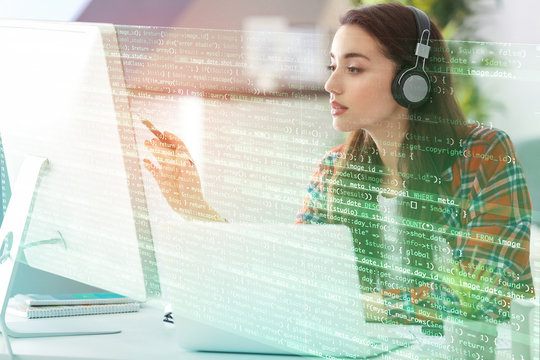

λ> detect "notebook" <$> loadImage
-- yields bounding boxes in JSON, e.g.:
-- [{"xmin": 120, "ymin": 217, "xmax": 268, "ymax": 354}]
[
  {"xmin": 17, "ymin": 292, "xmax": 133, "ymax": 306},
  {"xmin": 8, "ymin": 295, "xmax": 140, "ymax": 319},
  {"xmin": 155, "ymin": 223, "xmax": 414, "ymax": 358}
]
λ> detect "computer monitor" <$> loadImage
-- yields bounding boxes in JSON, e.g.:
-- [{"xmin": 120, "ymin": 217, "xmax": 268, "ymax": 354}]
[{"xmin": 0, "ymin": 19, "xmax": 159, "ymax": 302}]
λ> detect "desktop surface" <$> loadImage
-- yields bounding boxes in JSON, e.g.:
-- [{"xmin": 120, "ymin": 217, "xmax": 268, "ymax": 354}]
[
  {"xmin": 3, "ymin": 299, "xmax": 331, "ymax": 360},
  {"xmin": 0, "ymin": 300, "xmax": 515, "ymax": 360}
]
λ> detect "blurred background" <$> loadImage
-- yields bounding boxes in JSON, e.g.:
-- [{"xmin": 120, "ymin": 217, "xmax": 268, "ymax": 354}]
[{"xmin": 1, "ymin": 0, "xmax": 539, "ymax": 297}]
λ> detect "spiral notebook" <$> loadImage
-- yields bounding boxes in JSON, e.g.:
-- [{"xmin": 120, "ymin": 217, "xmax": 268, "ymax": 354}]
[
  {"xmin": 8, "ymin": 294, "xmax": 140, "ymax": 319},
  {"xmin": 17, "ymin": 292, "xmax": 133, "ymax": 306}
]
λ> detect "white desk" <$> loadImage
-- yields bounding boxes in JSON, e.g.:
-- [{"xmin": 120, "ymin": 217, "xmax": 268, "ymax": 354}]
[
  {"xmin": 3, "ymin": 300, "xmax": 180, "ymax": 360},
  {"xmin": 1, "ymin": 300, "xmax": 304, "ymax": 360},
  {"xmin": 0, "ymin": 300, "xmax": 515, "ymax": 360}
]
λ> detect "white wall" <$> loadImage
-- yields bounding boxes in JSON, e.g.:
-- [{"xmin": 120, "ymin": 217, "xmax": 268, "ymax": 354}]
[
  {"xmin": 0, "ymin": 0, "xmax": 90, "ymax": 21},
  {"xmin": 469, "ymin": 0, "xmax": 540, "ymax": 143}
]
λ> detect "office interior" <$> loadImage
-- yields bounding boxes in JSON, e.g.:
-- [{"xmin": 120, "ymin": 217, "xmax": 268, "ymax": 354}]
[{"xmin": 0, "ymin": 0, "xmax": 539, "ymax": 359}]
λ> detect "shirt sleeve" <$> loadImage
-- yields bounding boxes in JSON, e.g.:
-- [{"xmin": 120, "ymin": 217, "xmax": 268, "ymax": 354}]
[
  {"xmin": 382, "ymin": 128, "xmax": 534, "ymax": 323},
  {"xmin": 295, "ymin": 149, "xmax": 340, "ymax": 225},
  {"xmin": 447, "ymin": 128, "xmax": 534, "ymax": 320}
]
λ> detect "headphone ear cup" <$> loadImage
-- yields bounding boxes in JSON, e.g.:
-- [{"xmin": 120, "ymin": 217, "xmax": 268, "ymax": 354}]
[
  {"xmin": 392, "ymin": 70, "xmax": 431, "ymax": 109},
  {"xmin": 391, "ymin": 70, "xmax": 410, "ymax": 108}
]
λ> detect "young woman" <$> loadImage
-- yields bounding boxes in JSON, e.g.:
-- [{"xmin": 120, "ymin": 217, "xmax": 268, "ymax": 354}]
[{"xmin": 144, "ymin": 2, "xmax": 534, "ymax": 324}]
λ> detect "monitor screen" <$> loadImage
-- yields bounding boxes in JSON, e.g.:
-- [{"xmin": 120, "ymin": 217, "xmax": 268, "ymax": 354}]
[{"xmin": 0, "ymin": 20, "xmax": 160, "ymax": 301}]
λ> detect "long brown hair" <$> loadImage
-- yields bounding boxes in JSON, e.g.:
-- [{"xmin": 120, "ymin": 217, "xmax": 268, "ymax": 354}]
[{"xmin": 326, "ymin": 3, "xmax": 469, "ymax": 292}]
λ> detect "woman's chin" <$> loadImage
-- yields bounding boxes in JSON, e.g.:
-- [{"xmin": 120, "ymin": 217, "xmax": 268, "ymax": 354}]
[{"xmin": 332, "ymin": 118, "xmax": 354, "ymax": 133}]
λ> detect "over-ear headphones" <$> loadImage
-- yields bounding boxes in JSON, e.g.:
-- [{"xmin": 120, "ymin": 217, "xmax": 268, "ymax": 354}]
[{"xmin": 391, "ymin": 6, "xmax": 432, "ymax": 109}]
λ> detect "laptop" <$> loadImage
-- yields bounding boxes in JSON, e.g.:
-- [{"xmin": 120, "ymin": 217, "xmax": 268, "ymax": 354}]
[{"xmin": 155, "ymin": 223, "xmax": 413, "ymax": 358}]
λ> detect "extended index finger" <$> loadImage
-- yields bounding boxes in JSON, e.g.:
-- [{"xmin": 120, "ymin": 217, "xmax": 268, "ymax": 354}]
[
  {"xmin": 163, "ymin": 131, "xmax": 193, "ymax": 158},
  {"xmin": 142, "ymin": 120, "xmax": 165, "ymax": 141}
]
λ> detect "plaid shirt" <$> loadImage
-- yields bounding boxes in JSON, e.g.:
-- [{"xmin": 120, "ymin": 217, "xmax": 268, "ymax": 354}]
[{"xmin": 296, "ymin": 125, "xmax": 534, "ymax": 322}]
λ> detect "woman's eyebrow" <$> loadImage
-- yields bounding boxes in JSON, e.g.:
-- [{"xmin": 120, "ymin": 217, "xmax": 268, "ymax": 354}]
[{"xmin": 330, "ymin": 52, "xmax": 371, "ymax": 61}]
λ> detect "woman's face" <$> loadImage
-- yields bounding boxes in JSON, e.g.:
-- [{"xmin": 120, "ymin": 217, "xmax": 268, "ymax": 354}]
[{"xmin": 325, "ymin": 25, "xmax": 405, "ymax": 133}]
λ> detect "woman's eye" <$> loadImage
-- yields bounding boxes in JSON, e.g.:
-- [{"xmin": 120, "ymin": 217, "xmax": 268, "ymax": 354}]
[{"xmin": 326, "ymin": 65, "xmax": 362, "ymax": 73}]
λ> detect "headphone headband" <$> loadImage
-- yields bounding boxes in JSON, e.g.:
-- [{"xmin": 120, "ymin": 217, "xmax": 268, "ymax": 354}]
[{"xmin": 407, "ymin": 6, "xmax": 431, "ymax": 44}]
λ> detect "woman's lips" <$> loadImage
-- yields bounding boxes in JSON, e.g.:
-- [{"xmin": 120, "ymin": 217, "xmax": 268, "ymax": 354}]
[{"xmin": 330, "ymin": 101, "xmax": 348, "ymax": 116}]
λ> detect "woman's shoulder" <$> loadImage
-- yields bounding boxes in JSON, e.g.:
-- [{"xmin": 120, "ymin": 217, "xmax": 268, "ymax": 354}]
[
  {"xmin": 445, "ymin": 124, "xmax": 520, "ymax": 185},
  {"xmin": 462, "ymin": 124, "xmax": 516, "ymax": 154},
  {"xmin": 452, "ymin": 124, "xmax": 518, "ymax": 169}
]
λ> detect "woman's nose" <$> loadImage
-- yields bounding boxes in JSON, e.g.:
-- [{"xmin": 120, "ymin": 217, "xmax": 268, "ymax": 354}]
[{"xmin": 324, "ymin": 71, "xmax": 342, "ymax": 95}]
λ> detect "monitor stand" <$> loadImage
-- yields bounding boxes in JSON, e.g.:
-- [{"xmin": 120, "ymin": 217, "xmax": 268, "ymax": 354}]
[{"xmin": 0, "ymin": 156, "xmax": 120, "ymax": 358}]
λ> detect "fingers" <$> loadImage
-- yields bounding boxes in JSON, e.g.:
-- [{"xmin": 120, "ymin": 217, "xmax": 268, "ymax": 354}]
[
  {"xmin": 144, "ymin": 158, "xmax": 178, "ymax": 181},
  {"xmin": 141, "ymin": 120, "xmax": 197, "ymax": 178},
  {"xmin": 143, "ymin": 158, "xmax": 158, "ymax": 177},
  {"xmin": 145, "ymin": 138, "xmax": 174, "ymax": 156},
  {"xmin": 143, "ymin": 158, "xmax": 167, "ymax": 188},
  {"xmin": 144, "ymin": 140, "xmax": 194, "ymax": 170},
  {"xmin": 142, "ymin": 120, "xmax": 182, "ymax": 153},
  {"xmin": 143, "ymin": 158, "xmax": 180, "ymax": 198},
  {"xmin": 141, "ymin": 119, "xmax": 194, "ymax": 161},
  {"xmin": 163, "ymin": 131, "xmax": 193, "ymax": 159},
  {"xmin": 144, "ymin": 134, "xmax": 195, "ymax": 166},
  {"xmin": 142, "ymin": 120, "xmax": 165, "ymax": 141},
  {"xmin": 144, "ymin": 139, "xmax": 171, "ymax": 167},
  {"xmin": 143, "ymin": 157, "xmax": 201, "ymax": 202}
]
